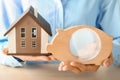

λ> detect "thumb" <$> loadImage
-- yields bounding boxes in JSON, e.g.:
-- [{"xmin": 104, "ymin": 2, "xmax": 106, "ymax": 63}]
[{"xmin": 3, "ymin": 48, "xmax": 8, "ymax": 55}]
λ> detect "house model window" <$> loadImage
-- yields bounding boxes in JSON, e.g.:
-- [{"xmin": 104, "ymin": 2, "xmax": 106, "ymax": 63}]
[
  {"xmin": 32, "ymin": 28, "xmax": 37, "ymax": 38},
  {"xmin": 21, "ymin": 41, "xmax": 26, "ymax": 48},
  {"xmin": 21, "ymin": 28, "xmax": 25, "ymax": 38},
  {"xmin": 32, "ymin": 41, "xmax": 36, "ymax": 47}
]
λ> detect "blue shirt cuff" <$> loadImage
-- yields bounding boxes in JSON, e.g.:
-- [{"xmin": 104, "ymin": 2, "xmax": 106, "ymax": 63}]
[{"xmin": 112, "ymin": 37, "xmax": 120, "ymax": 66}]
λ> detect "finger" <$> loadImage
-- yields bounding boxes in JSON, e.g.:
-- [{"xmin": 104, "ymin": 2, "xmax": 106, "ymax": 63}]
[
  {"xmin": 103, "ymin": 59, "xmax": 110, "ymax": 67},
  {"xmin": 58, "ymin": 62, "xmax": 64, "ymax": 71},
  {"xmin": 70, "ymin": 62, "xmax": 85, "ymax": 71},
  {"xmin": 62, "ymin": 65, "xmax": 81, "ymax": 73},
  {"xmin": 59, "ymin": 62, "xmax": 64, "ymax": 67},
  {"xmin": 102, "ymin": 54, "xmax": 113, "ymax": 67},
  {"xmin": 48, "ymin": 55, "xmax": 57, "ymax": 60},
  {"xmin": 34, "ymin": 56, "xmax": 51, "ymax": 61},
  {"xmin": 72, "ymin": 67, "xmax": 81, "ymax": 73},
  {"xmin": 3, "ymin": 48, "xmax": 8, "ymax": 54},
  {"xmin": 59, "ymin": 62, "xmax": 81, "ymax": 73},
  {"xmin": 14, "ymin": 55, "xmax": 51, "ymax": 61},
  {"xmin": 103, "ymin": 58, "xmax": 113, "ymax": 67}
]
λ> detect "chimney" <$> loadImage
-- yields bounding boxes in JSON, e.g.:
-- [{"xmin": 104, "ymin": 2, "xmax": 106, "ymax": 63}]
[{"xmin": 34, "ymin": 8, "xmax": 38, "ymax": 18}]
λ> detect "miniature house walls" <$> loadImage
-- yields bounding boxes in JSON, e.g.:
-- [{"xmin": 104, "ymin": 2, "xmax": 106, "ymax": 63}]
[
  {"xmin": 4, "ymin": 6, "xmax": 52, "ymax": 55},
  {"xmin": 41, "ymin": 28, "xmax": 49, "ymax": 53},
  {"xmin": 15, "ymin": 14, "xmax": 41, "ymax": 54},
  {"xmin": 7, "ymin": 12, "xmax": 43, "ymax": 54},
  {"xmin": 7, "ymin": 28, "xmax": 16, "ymax": 53}
]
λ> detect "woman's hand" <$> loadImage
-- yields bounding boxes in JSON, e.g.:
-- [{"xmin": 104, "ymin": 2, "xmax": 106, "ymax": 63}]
[
  {"xmin": 3, "ymin": 48, "xmax": 57, "ymax": 61},
  {"xmin": 58, "ymin": 54, "xmax": 113, "ymax": 73},
  {"xmin": 102, "ymin": 54, "xmax": 113, "ymax": 67}
]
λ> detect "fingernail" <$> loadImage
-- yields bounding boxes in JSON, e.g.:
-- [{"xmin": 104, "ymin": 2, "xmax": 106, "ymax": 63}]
[
  {"xmin": 70, "ymin": 62, "xmax": 74, "ymax": 65},
  {"xmin": 58, "ymin": 67, "xmax": 62, "ymax": 71},
  {"xmin": 61, "ymin": 62, "xmax": 64, "ymax": 65},
  {"xmin": 105, "ymin": 62, "xmax": 109, "ymax": 67},
  {"xmin": 62, "ymin": 68, "xmax": 67, "ymax": 71},
  {"xmin": 62, "ymin": 66, "xmax": 67, "ymax": 71},
  {"xmin": 106, "ymin": 63, "xmax": 110, "ymax": 67}
]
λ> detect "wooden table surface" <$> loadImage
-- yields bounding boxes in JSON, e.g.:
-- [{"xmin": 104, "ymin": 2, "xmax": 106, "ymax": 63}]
[{"xmin": 0, "ymin": 63, "xmax": 120, "ymax": 80}]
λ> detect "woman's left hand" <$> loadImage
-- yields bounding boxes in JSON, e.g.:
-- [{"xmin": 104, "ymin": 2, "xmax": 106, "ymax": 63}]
[
  {"xmin": 3, "ymin": 48, "xmax": 57, "ymax": 61},
  {"xmin": 58, "ymin": 54, "xmax": 113, "ymax": 73}
]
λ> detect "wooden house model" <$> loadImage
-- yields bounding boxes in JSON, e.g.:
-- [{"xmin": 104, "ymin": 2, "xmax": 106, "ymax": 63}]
[{"xmin": 4, "ymin": 6, "xmax": 52, "ymax": 55}]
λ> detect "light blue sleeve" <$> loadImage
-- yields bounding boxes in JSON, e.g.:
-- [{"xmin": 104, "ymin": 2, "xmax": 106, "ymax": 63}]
[
  {"xmin": 0, "ymin": 0, "xmax": 24, "ymax": 67},
  {"xmin": 97, "ymin": 0, "xmax": 120, "ymax": 65}
]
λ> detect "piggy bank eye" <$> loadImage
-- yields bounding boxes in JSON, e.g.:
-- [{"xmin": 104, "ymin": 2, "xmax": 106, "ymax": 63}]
[{"xmin": 69, "ymin": 28, "xmax": 101, "ymax": 62}]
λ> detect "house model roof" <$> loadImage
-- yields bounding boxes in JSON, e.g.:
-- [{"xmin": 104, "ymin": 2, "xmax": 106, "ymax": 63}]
[{"xmin": 4, "ymin": 6, "xmax": 52, "ymax": 36}]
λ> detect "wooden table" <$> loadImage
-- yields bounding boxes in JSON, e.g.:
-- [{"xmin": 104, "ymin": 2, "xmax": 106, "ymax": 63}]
[{"xmin": 0, "ymin": 63, "xmax": 120, "ymax": 80}]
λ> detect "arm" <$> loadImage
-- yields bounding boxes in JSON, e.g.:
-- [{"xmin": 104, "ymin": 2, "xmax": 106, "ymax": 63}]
[
  {"xmin": 0, "ymin": 0, "xmax": 24, "ymax": 67},
  {"xmin": 97, "ymin": 0, "xmax": 120, "ymax": 66},
  {"xmin": 58, "ymin": 55, "xmax": 113, "ymax": 73},
  {"xmin": 3, "ymin": 48, "xmax": 56, "ymax": 61}
]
